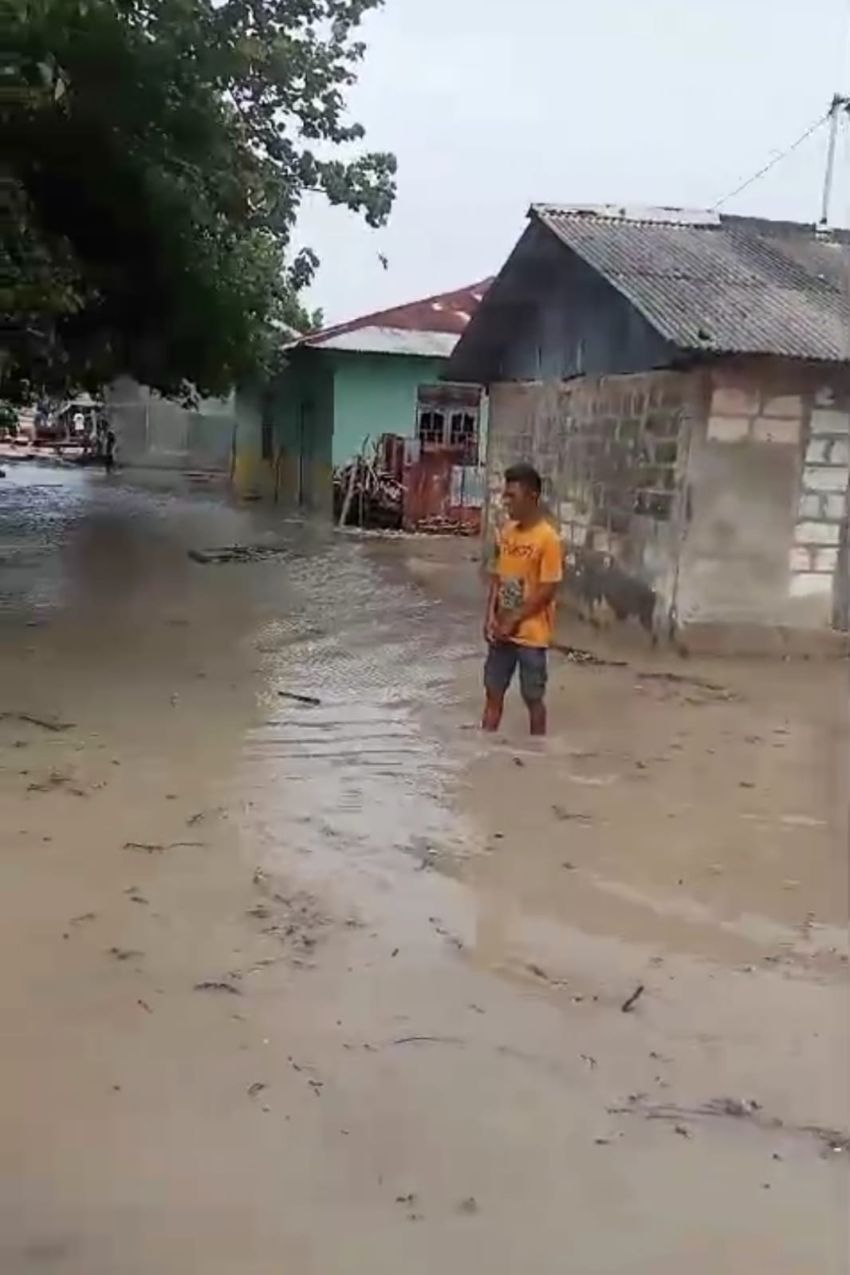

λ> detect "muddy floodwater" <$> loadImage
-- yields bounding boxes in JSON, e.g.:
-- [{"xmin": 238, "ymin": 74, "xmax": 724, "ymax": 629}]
[{"xmin": 1, "ymin": 464, "xmax": 848, "ymax": 1274}]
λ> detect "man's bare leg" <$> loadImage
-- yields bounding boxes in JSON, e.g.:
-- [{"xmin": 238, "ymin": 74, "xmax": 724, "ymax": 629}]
[
  {"xmin": 482, "ymin": 691, "xmax": 505, "ymax": 732},
  {"xmin": 527, "ymin": 699, "xmax": 547, "ymax": 737}
]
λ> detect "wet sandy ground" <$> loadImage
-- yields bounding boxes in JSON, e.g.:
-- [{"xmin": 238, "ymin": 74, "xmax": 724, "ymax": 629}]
[{"xmin": 0, "ymin": 465, "xmax": 848, "ymax": 1273}]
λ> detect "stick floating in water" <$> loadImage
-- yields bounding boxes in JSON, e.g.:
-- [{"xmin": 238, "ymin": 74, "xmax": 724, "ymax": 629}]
[{"xmin": 276, "ymin": 691, "xmax": 321, "ymax": 707}]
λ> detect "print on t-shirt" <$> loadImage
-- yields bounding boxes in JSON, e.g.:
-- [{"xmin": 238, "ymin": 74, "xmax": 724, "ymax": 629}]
[{"xmin": 498, "ymin": 577, "xmax": 524, "ymax": 613}]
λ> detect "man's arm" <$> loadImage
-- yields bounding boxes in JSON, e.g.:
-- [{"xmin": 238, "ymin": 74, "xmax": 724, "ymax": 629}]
[
  {"xmin": 496, "ymin": 581, "xmax": 558, "ymax": 637},
  {"xmin": 483, "ymin": 530, "xmax": 501, "ymax": 641},
  {"xmin": 484, "ymin": 575, "xmax": 500, "ymax": 642}
]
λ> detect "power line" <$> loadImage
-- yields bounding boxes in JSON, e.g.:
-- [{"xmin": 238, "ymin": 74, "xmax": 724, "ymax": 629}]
[{"xmin": 711, "ymin": 110, "xmax": 830, "ymax": 211}]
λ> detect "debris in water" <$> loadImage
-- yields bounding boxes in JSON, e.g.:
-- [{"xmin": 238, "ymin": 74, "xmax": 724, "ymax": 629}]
[
  {"xmin": 188, "ymin": 544, "xmax": 294, "ymax": 565},
  {"xmin": 27, "ymin": 771, "xmax": 86, "ymax": 795},
  {"xmin": 247, "ymin": 903, "xmax": 272, "ymax": 920},
  {"xmin": 713, "ymin": 1098, "xmax": 761, "ymax": 1118},
  {"xmin": 277, "ymin": 690, "xmax": 322, "ymax": 707},
  {"xmin": 247, "ymin": 1082, "xmax": 267, "ymax": 1098},
  {"xmin": 0, "ymin": 711, "xmax": 74, "ymax": 733},
  {"xmin": 552, "ymin": 805, "xmax": 592, "ymax": 822},
  {"xmin": 391, "ymin": 1035, "xmax": 465, "ymax": 1049},
  {"xmin": 609, "ymin": 1095, "xmax": 849, "ymax": 1157},
  {"xmin": 621, "ymin": 984, "xmax": 645, "ymax": 1013},
  {"xmin": 552, "ymin": 645, "xmax": 627, "ymax": 668},
  {"xmin": 123, "ymin": 839, "xmax": 203, "ymax": 854}
]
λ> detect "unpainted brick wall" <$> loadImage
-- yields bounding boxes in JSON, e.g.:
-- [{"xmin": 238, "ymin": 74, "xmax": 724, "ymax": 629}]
[
  {"xmin": 486, "ymin": 371, "xmax": 699, "ymax": 629},
  {"xmin": 678, "ymin": 362, "xmax": 850, "ymax": 634}
]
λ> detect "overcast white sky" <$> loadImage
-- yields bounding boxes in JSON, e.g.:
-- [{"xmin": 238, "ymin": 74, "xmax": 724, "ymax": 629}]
[{"xmin": 294, "ymin": 0, "xmax": 850, "ymax": 324}]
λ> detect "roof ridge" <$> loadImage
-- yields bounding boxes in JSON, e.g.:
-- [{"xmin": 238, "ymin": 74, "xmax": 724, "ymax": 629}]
[
  {"xmin": 294, "ymin": 278, "xmax": 493, "ymax": 349},
  {"xmin": 531, "ymin": 202, "xmax": 720, "ymax": 228}
]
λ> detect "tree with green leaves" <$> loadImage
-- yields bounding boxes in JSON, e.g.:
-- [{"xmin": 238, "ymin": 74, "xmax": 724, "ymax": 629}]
[{"xmin": 1, "ymin": 0, "xmax": 395, "ymax": 399}]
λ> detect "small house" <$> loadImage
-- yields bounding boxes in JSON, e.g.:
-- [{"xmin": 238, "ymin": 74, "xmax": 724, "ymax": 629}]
[
  {"xmin": 234, "ymin": 282, "xmax": 489, "ymax": 515},
  {"xmin": 447, "ymin": 204, "xmax": 850, "ymax": 652}
]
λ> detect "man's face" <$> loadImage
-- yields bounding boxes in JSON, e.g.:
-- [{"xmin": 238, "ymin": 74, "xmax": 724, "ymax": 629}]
[{"xmin": 503, "ymin": 480, "xmax": 535, "ymax": 521}]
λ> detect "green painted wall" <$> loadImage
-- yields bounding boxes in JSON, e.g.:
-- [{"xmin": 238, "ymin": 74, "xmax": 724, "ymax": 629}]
[
  {"xmin": 264, "ymin": 352, "xmax": 335, "ymax": 512},
  {"xmin": 233, "ymin": 346, "xmax": 452, "ymax": 512},
  {"xmin": 329, "ymin": 351, "xmax": 447, "ymax": 466}
]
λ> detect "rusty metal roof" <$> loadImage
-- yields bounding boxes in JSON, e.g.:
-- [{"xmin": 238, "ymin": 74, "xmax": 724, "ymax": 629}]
[
  {"xmin": 291, "ymin": 280, "xmax": 492, "ymax": 356},
  {"xmin": 532, "ymin": 204, "xmax": 850, "ymax": 362}
]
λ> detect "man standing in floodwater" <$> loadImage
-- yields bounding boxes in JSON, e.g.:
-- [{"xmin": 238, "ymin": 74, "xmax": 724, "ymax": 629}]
[{"xmin": 482, "ymin": 463, "xmax": 563, "ymax": 736}]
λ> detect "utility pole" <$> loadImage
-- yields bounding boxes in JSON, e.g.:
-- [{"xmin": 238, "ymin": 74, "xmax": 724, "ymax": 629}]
[{"xmin": 820, "ymin": 93, "xmax": 850, "ymax": 225}]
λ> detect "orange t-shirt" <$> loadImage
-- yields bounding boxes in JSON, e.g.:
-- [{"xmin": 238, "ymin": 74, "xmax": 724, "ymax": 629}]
[{"xmin": 492, "ymin": 518, "xmax": 563, "ymax": 647}]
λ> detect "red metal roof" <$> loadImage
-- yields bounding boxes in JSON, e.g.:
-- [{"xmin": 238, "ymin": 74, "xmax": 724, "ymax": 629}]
[{"xmin": 297, "ymin": 280, "xmax": 492, "ymax": 348}]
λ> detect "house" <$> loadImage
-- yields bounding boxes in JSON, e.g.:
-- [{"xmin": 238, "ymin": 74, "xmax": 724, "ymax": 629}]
[
  {"xmin": 446, "ymin": 204, "xmax": 850, "ymax": 652},
  {"xmin": 233, "ymin": 281, "xmax": 490, "ymax": 514}
]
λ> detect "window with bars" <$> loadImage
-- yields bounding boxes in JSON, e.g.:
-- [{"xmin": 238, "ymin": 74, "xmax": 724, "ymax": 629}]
[
  {"xmin": 449, "ymin": 411, "xmax": 478, "ymax": 461},
  {"xmin": 417, "ymin": 409, "xmax": 446, "ymax": 446},
  {"xmin": 416, "ymin": 405, "xmax": 480, "ymax": 458}
]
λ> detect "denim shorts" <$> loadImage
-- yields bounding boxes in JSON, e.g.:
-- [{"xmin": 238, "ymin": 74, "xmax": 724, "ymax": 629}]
[{"xmin": 484, "ymin": 641, "xmax": 548, "ymax": 703}]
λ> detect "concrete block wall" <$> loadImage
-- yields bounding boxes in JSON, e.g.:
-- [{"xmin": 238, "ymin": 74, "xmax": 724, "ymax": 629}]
[
  {"xmin": 486, "ymin": 371, "xmax": 699, "ymax": 630},
  {"xmin": 790, "ymin": 394, "xmax": 850, "ymax": 618},
  {"xmin": 680, "ymin": 365, "xmax": 850, "ymax": 640},
  {"xmin": 488, "ymin": 361, "xmax": 850, "ymax": 648}
]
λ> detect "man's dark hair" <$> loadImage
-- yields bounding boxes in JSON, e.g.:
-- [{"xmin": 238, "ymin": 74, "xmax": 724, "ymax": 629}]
[{"xmin": 504, "ymin": 463, "xmax": 542, "ymax": 495}]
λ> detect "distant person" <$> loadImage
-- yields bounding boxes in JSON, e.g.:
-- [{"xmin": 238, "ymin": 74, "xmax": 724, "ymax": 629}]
[
  {"xmin": 482, "ymin": 463, "xmax": 563, "ymax": 737},
  {"xmin": 103, "ymin": 427, "xmax": 116, "ymax": 473},
  {"xmin": 94, "ymin": 417, "xmax": 107, "ymax": 455}
]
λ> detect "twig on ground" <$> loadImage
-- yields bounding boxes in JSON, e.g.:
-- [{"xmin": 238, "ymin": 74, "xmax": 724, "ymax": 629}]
[
  {"xmin": 391, "ymin": 1035, "xmax": 465, "ymax": 1048},
  {"xmin": 621, "ymin": 984, "xmax": 645, "ymax": 1013},
  {"xmin": 0, "ymin": 711, "xmax": 74, "ymax": 732},
  {"xmin": 551, "ymin": 645, "xmax": 628, "ymax": 668},
  {"xmin": 277, "ymin": 691, "xmax": 321, "ymax": 706}
]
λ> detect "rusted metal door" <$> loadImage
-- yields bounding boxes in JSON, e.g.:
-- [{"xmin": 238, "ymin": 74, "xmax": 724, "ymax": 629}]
[{"xmin": 402, "ymin": 443, "xmax": 484, "ymax": 534}]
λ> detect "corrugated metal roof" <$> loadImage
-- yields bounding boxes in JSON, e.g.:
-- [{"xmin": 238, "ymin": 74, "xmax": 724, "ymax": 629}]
[
  {"xmin": 532, "ymin": 204, "xmax": 850, "ymax": 362},
  {"xmin": 289, "ymin": 280, "xmax": 491, "ymax": 355},
  {"xmin": 305, "ymin": 326, "xmax": 460, "ymax": 358}
]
